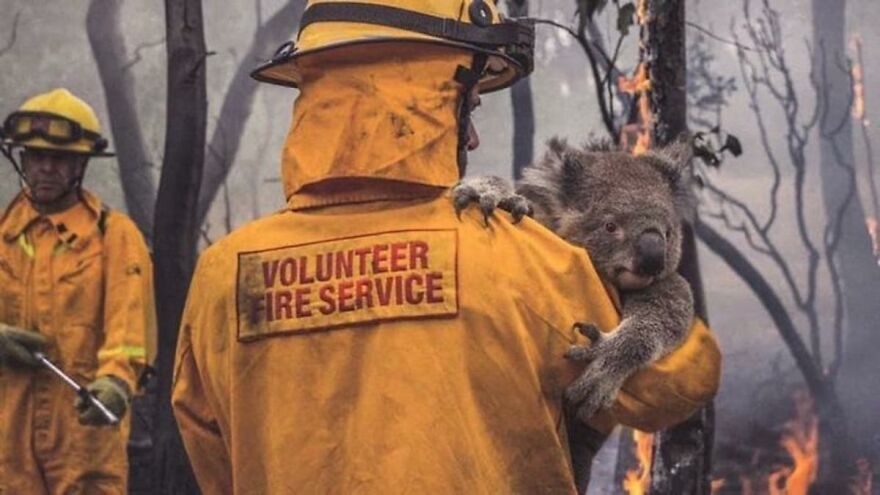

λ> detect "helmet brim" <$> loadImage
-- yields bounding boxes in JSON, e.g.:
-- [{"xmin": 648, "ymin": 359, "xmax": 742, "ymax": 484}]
[{"xmin": 251, "ymin": 37, "xmax": 526, "ymax": 94}]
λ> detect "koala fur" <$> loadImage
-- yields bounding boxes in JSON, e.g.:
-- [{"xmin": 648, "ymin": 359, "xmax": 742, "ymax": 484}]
[{"xmin": 453, "ymin": 137, "xmax": 696, "ymax": 422}]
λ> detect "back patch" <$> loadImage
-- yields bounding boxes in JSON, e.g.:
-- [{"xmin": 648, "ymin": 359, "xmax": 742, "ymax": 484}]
[{"xmin": 236, "ymin": 229, "xmax": 459, "ymax": 340}]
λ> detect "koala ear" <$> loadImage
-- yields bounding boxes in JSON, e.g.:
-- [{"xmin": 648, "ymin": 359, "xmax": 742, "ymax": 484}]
[
  {"xmin": 647, "ymin": 133, "xmax": 698, "ymax": 224},
  {"xmin": 560, "ymin": 151, "xmax": 588, "ymax": 203},
  {"xmin": 650, "ymin": 132, "xmax": 694, "ymax": 178}
]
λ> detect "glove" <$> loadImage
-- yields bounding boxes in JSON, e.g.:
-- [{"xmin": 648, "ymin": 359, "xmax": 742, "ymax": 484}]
[
  {"xmin": 74, "ymin": 375, "xmax": 130, "ymax": 426},
  {"xmin": 0, "ymin": 324, "xmax": 47, "ymax": 368}
]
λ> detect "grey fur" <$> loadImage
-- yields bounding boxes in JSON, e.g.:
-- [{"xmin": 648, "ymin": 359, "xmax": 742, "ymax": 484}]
[{"xmin": 454, "ymin": 137, "xmax": 695, "ymax": 422}]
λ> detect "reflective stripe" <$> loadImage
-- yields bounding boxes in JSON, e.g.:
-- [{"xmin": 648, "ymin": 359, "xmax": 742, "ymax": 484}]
[
  {"xmin": 17, "ymin": 234, "xmax": 34, "ymax": 258},
  {"xmin": 98, "ymin": 345, "xmax": 147, "ymax": 360}
]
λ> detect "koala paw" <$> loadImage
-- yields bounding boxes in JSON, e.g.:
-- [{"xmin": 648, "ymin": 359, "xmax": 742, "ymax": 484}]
[
  {"xmin": 452, "ymin": 176, "xmax": 533, "ymax": 225},
  {"xmin": 564, "ymin": 360, "xmax": 627, "ymax": 421}
]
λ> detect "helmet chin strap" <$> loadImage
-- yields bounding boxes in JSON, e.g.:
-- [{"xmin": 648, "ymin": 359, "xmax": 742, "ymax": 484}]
[
  {"xmin": 454, "ymin": 53, "xmax": 488, "ymax": 178},
  {"xmin": 1, "ymin": 147, "xmax": 86, "ymax": 207}
]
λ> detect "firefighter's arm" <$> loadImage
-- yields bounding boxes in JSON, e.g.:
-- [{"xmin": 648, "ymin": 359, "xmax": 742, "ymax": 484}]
[
  {"xmin": 98, "ymin": 213, "xmax": 156, "ymax": 392},
  {"xmin": 173, "ymin": 333, "xmax": 232, "ymax": 494},
  {"xmin": 172, "ymin": 251, "xmax": 232, "ymax": 493}
]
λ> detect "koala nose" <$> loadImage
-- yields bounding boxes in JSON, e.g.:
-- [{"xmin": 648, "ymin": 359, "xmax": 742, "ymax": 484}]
[{"xmin": 635, "ymin": 229, "xmax": 666, "ymax": 277}]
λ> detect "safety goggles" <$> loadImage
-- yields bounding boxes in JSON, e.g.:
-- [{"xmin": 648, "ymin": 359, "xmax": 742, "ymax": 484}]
[{"xmin": 1, "ymin": 111, "xmax": 108, "ymax": 152}]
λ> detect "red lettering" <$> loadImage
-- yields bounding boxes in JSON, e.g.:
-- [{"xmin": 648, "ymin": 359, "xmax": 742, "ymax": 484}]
[
  {"xmin": 404, "ymin": 274, "xmax": 425, "ymax": 304},
  {"xmin": 279, "ymin": 258, "xmax": 296, "ymax": 286},
  {"xmin": 426, "ymin": 272, "xmax": 444, "ymax": 303},
  {"xmin": 262, "ymin": 260, "xmax": 280, "ymax": 288},
  {"xmin": 394, "ymin": 275, "xmax": 404, "ymax": 305},
  {"xmin": 315, "ymin": 253, "xmax": 333, "ymax": 282},
  {"xmin": 318, "ymin": 285, "xmax": 336, "ymax": 315},
  {"xmin": 389, "ymin": 242, "xmax": 408, "ymax": 271},
  {"xmin": 376, "ymin": 277, "xmax": 394, "ymax": 306},
  {"xmin": 298, "ymin": 256, "xmax": 315, "ymax": 284},
  {"xmin": 295, "ymin": 287, "xmax": 312, "ymax": 318},
  {"xmin": 335, "ymin": 251, "xmax": 353, "ymax": 279},
  {"xmin": 265, "ymin": 292, "xmax": 274, "ymax": 322},
  {"xmin": 275, "ymin": 290, "xmax": 293, "ymax": 320},
  {"xmin": 355, "ymin": 279, "xmax": 374, "ymax": 309},
  {"xmin": 410, "ymin": 241, "xmax": 429, "ymax": 269},
  {"xmin": 338, "ymin": 281, "xmax": 356, "ymax": 312},
  {"xmin": 372, "ymin": 244, "xmax": 389, "ymax": 274},
  {"xmin": 354, "ymin": 248, "xmax": 372, "ymax": 275}
]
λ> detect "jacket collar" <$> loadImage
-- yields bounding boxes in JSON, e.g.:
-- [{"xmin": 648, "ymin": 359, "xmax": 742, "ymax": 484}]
[{"xmin": 2, "ymin": 190, "xmax": 103, "ymax": 249}]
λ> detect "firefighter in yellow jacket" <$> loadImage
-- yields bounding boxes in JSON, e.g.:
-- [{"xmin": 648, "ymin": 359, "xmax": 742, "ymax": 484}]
[
  {"xmin": 172, "ymin": 0, "xmax": 721, "ymax": 493},
  {"xmin": 0, "ymin": 88, "xmax": 156, "ymax": 494}
]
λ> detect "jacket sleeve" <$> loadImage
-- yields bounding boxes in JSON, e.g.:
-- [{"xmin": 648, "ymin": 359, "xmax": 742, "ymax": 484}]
[
  {"xmin": 171, "ymin": 250, "xmax": 233, "ymax": 494},
  {"xmin": 98, "ymin": 212, "xmax": 156, "ymax": 392}
]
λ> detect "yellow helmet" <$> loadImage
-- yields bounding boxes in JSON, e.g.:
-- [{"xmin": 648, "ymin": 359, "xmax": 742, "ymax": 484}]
[
  {"xmin": 1, "ymin": 88, "xmax": 113, "ymax": 156},
  {"xmin": 251, "ymin": 0, "xmax": 535, "ymax": 94}
]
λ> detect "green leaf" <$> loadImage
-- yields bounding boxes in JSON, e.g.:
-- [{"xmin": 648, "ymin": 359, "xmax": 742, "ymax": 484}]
[{"xmin": 617, "ymin": 3, "xmax": 635, "ymax": 35}]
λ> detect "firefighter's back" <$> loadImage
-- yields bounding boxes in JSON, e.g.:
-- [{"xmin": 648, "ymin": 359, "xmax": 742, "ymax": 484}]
[{"xmin": 174, "ymin": 191, "xmax": 618, "ymax": 494}]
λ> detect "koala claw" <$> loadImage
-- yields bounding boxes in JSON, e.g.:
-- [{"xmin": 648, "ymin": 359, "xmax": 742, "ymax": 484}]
[
  {"xmin": 453, "ymin": 184, "xmax": 480, "ymax": 220},
  {"xmin": 565, "ymin": 344, "xmax": 597, "ymax": 362},
  {"xmin": 573, "ymin": 322, "xmax": 601, "ymax": 344},
  {"xmin": 497, "ymin": 196, "xmax": 533, "ymax": 224},
  {"xmin": 565, "ymin": 364, "xmax": 626, "ymax": 421},
  {"xmin": 451, "ymin": 177, "xmax": 533, "ymax": 226}
]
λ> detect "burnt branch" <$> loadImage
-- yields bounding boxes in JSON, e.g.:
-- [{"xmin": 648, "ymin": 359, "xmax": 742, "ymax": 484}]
[{"xmin": 0, "ymin": 11, "xmax": 21, "ymax": 58}]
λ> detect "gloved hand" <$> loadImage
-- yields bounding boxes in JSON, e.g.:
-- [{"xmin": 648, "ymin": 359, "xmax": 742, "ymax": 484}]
[
  {"xmin": 0, "ymin": 324, "xmax": 47, "ymax": 368},
  {"xmin": 74, "ymin": 375, "xmax": 130, "ymax": 426}
]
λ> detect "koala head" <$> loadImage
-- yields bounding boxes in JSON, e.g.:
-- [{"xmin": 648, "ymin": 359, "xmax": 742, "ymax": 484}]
[{"xmin": 519, "ymin": 136, "xmax": 694, "ymax": 291}]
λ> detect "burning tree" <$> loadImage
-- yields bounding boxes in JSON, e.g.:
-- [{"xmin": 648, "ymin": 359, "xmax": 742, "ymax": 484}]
[{"xmin": 690, "ymin": 0, "xmax": 875, "ymax": 490}]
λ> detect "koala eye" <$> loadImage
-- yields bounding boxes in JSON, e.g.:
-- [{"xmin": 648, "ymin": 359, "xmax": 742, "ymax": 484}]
[{"xmin": 604, "ymin": 222, "xmax": 618, "ymax": 234}]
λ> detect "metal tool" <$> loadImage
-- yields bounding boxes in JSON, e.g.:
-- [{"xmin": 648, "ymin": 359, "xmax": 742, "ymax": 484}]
[{"xmin": 33, "ymin": 352, "xmax": 119, "ymax": 425}]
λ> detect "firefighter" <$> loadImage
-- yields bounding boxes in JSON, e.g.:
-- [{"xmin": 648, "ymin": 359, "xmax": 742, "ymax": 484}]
[
  {"xmin": 0, "ymin": 88, "xmax": 156, "ymax": 494},
  {"xmin": 172, "ymin": 0, "xmax": 721, "ymax": 492}
]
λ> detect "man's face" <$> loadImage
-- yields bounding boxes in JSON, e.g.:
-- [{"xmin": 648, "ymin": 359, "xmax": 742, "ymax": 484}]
[{"xmin": 20, "ymin": 148, "xmax": 85, "ymax": 204}]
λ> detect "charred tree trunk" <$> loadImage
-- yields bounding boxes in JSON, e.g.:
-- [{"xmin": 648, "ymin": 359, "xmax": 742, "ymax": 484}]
[
  {"xmin": 643, "ymin": 1, "xmax": 714, "ymax": 493},
  {"xmin": 153, "ymin": 1, "xmax": 208, "ymax": 492},
  {"xmin": 86, "ymin": 0, "xmax": 157, "ymax": 240},
  {"xmin": 505, "ymin": 0, "xmax": 534, "ymax": 179},
  {"xmin": 195, "ymin": 0, "xmax": 304, "ymax": 228},
  {"xmin": 812, "ymin": 0, "xmax": 880, "ymax": 470}
]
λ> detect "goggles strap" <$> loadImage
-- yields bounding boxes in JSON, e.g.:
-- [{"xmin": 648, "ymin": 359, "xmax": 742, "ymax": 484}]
[
  {"xmin": 297, "ymin": 2, "xmax": 533, "ymax": 48},
  {"xmin": 455, "ymin": 53, "xmax": 488, "ymax": 177}
]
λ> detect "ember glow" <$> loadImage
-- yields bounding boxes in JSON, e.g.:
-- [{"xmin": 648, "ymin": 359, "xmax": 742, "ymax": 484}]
[
  {"xmin": 622, "ymin": 430, "xmax": 654, "ymax": 495},
  {"xmin": 767, "ymin": 391, "xmax": 819, "ymax": 494}
]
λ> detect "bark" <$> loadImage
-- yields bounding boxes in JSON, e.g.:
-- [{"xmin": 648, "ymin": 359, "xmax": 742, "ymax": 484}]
[
  {"xmin": 643, "ymin": 1, "xmax": 714, "ymax": 493},
  {"xmin": 505, "ymin": 0, "xmax": 535, "ymax": 179},
  {"xmin": 86, "ymin": 0, "xmax": 157, "ymax": 241},
  {"xmin": 811, "ymin": 0, "xmax": 880, "ymax": 465},
  {"xmin": 152, "ymin": 1, "xmax": 208, "ymax": 492},
  {"xmin": 195, "ymin": 1, "xmax": 304, "ymax": 228}
]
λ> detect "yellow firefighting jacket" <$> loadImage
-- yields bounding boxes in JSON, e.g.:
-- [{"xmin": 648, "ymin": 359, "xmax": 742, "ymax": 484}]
[
  {"xmin": 172, "ymin": 49, "xmax": 720, "ymax": 494},
  {"xmin": 0, "ymin": 190, "xmax": 155, "ymax": 493}
]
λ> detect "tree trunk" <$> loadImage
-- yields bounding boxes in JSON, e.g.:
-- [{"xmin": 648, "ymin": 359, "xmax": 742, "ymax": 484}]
[
  {"xmin": 152, "ymin": 1, "xmax": 208, "ymax": 492},
  {"xmin": 195, "ymin": 1, "xmax": 304, "ymax": 228},
  {"xmin": 643, "ymin": 1, "xmax": 714, "ymax": 493},
  {"xmin": 86, "ymin": 0, "xmax": 157, "ymax": 241},
  {"xmin": 811, "ymin": 0, "xmax": 880, "ymax": 469}
]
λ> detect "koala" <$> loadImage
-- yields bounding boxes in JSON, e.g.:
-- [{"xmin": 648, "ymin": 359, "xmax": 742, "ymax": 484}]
[{"xmin": 453, "ymin": 137, "xmax": 695, "ymax": 422}]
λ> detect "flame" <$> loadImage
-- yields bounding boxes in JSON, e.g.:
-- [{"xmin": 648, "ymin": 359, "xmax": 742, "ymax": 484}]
[
  {"xmin": 622, "ymin": 430, "xmax": 654, "ymax": 495},
  {"xmin": 851, "ymin": 458, "xmax": 873, "ymax": 494},
  {"xmin": 866, "ymin": 217, "xmax": 880, "ymax": 261},
  {"xmin": 851, "ymin": 36, "xmax": 868, "ymax": 127},
  {"xmin": 766, "ymin": 390, "xmax": 819, "ymax": 495},
  {"xmin": 618, "ymin": 62, "xmax": 654, "ymax": 156}
]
